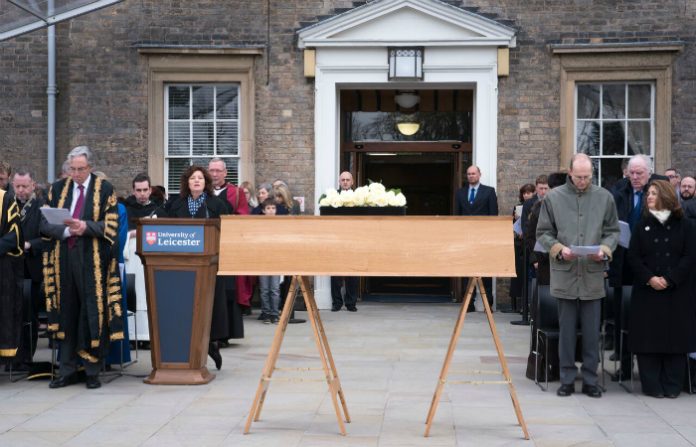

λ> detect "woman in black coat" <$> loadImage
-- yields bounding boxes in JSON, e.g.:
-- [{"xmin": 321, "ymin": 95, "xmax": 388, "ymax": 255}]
[
  {"xmin": 157, "ymin": 165, "xmax": 231, "ymax": 370},
  {"xmin": 627, "ymin": 180, "xmax": 696, "ymax": 398}
]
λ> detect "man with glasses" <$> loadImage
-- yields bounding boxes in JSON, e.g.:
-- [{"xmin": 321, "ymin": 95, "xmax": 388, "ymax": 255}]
[
  {"xmin": 41, "ymin": 146, "xmax": 124, "ymax": 389},
  {"xmin": 537, "ymin": 153, "xmax": 619, "ymax": 398},
  {"xmin": 664, "ymin": 167, "xmax": 681, "ymax": 195}
]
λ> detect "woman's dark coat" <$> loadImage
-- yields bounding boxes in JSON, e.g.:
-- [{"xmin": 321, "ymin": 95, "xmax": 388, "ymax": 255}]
[
  {"xmin": 627, "ymin": 213, "xmax": 696, "ymax": 354},
  {"xmin": 158, "ymin": 193, "xmax": 231, "ymax": 340}
]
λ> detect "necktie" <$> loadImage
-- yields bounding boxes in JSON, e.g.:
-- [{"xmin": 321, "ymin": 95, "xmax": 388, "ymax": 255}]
[
  {"xmin": 628, "ymin": 190, "xmax": 642, "ymax": 230},
  {"xmin": 68, "ymin": 184, "xmax": 85, "ymax": 249},
  {"xmin": 468, "ymin": 187, "xmax": 476, "ymax": 204}
]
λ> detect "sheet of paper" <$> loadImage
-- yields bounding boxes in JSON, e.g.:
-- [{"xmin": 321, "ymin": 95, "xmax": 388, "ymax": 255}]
[
  {"xmin": 40, "ymin": 207, "xmax": 72, "ymax": 226},
  {"xmin": 533, "ymin": 241, "xmax": 547, "ymax": 253},
  {"xmin": 512, "ymin": 217, "xmax": 522, "ymax": 236},
  {"xmin": 618, "ymin": 220, "xmax": 631, "ymax": 248},
  {"xmin": 570, "ymin": 245, "xmax": 600, "ymax": 256}
]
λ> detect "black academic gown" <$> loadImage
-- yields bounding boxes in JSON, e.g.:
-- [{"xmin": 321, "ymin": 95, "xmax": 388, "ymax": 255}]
[{"xmin": 0, "ymin": 189, "xmax": 23, "ymax": 359}]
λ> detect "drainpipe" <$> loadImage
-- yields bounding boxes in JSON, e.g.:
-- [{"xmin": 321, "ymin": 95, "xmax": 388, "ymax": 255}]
[{"xmin": 47, "ymin": 1, "xmax": 56, "ymax": 182}]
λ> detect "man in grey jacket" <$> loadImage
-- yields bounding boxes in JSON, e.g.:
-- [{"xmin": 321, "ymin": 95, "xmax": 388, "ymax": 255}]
[{"xmin": 537, "ymin": 154, "xmax": 620, "ymax": 398}]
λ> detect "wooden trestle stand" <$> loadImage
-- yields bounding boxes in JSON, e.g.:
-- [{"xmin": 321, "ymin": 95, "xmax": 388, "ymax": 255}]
[{"xmin": 218, "ymin": 215, "xmax": 528, "ymax": 439}]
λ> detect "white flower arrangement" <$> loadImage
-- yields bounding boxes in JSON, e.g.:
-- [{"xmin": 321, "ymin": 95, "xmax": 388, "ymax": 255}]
[{"xmin": 319, "ymin": 181, "xmax": 407, "ymax": 208}]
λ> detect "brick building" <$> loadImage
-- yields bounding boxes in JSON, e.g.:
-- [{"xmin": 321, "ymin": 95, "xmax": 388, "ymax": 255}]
[{"xmin": 2, "ymin": 0, "xmax": 695, "ymax": 305}]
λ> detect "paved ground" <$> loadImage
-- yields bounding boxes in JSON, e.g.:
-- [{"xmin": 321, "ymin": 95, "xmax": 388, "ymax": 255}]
[{"xmin": 1, "ymin": 302, "xmax": 694, "ymax": 446}]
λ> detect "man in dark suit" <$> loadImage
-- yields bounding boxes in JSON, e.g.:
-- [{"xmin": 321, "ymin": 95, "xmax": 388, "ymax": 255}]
[
  {"xmin": 331, "ymin": 171, "xmax": 359, "ymax": 312},
  {"xmin": 10, "ymin": 168, "xmax": 46, "ymax": 370},
  {"xmin": 680, "ymin": 176, "xmax": 696, "ymax": 220},
  {"xmin": 41, "ymin": 146, "xmax": 124, "ymax": 389},
  {"xmin": 455, "ymin": 165, "xmax": 499, "ymax": 311},
  {"xmin": 609, "ymin": 154, "xmax": 668, "ymax": 381}
]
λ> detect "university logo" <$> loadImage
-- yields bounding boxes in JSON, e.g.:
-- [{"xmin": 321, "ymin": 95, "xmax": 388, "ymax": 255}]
[{"xmin": 146, "ymin": 231, "xmax": 157, "ymax": 245}]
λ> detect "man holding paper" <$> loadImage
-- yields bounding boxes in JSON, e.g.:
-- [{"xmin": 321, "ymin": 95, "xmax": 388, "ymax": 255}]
[
  {"xmin": 40, "ymin": 146, "xmax": 124, "ymax": 389},
  {"xmin": 537, "ymin": 154, "xmax": 619, "ymax": 398}
]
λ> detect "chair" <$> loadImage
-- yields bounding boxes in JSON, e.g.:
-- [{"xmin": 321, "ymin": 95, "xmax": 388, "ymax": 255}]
[{"xmin": 532, "ymin": 284, "xmax": 559, "ymax": 391}]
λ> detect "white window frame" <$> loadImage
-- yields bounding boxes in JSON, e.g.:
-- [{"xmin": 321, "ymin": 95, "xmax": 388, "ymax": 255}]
[
  {"xmin": 164, "ymin": 83, "xmax": 241, "ymax": 193},
  {"xmin": 574, "ymin": 81, "xmax": 655, "ymax": 187}
]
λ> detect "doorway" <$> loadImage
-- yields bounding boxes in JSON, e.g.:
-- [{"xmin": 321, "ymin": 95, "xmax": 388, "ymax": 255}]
[{"xmin": 340, "ymin": 88, "xmax": 474, "ymax": 302}]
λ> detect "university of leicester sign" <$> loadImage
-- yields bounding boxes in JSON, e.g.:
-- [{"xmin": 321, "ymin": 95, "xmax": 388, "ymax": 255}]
[{"xmin": 141, "ymin": 224, "xmax": 204, "ymax": 253}]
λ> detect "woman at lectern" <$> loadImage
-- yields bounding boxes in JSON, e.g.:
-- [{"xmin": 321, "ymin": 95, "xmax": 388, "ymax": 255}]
[{"xmin": 157, "ymin": 165, "xmax": 230, "ymax": 370}]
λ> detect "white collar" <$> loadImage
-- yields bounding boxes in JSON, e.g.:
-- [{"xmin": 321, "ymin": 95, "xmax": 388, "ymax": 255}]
[{"xmin": 73, "ymin": 174, "xmax": 92, "ymax": 192}]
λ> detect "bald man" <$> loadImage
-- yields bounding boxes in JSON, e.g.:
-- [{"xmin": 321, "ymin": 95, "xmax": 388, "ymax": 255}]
[{"xmin": 331, "ymin": 171, "xmax": 359, "ymax": 312}]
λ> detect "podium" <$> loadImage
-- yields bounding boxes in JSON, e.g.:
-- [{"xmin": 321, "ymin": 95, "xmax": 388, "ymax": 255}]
[{"xmin": 136, "ymin": 218, "xmax": 220, "ymax": 385}]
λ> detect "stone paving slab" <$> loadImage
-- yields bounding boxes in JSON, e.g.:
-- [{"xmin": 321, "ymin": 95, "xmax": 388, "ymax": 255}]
[{"xmin": 0, "ymin": 302, "xmax": 694, "ymax": 446}]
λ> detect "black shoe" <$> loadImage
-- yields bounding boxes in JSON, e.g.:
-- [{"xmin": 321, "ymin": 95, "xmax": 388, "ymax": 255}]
[
  {"xmin": 466, "ymin": 306, "xmax": 476, "ymax": 313},
  {"xmin": 85, "ymin": 375, "xmax": 101, "ymax": 389},
  {"xmin": 257, "ymin": 312, "xmax": 267, "ymax": 321},
  {"xmin": 581, "ymin": 384, "xmax": 602, "ymax": 398},
  {"xmin": 665, "ymin": 392, "xmax": 679, "ymax": 399},
  {"xmin": 49, "ymin": 373, "xmax": 78, "ymax": 389},
  {"xmin": 609, "ymin": 352, "xmax": 618, "ymax": 361},
  {"xmin": 346, "ymin": 306, "xmax": 357, "ymax": 312},
  {"xmin": 557, "ymin": 384, "xmax": 575, "ymax": 397},
  {"xmin": 208, "ymin": 342, "xmax": 222, "ymax": 370},
  {"xmin": 270, "ymin": 316, "xmax": 279, "ymax": 324},
  {"xmin": 644, "ymin": 391, "xmax": 664, "ymax": 398},
  {"xmin": 331, "ymin": 306, "xmax": 341, "ymax": 312},
  {"xmin": 610, "ymin": 371, "xmax": 630, "ymax": 382},
  {"xmin": 241, "ymin": 307, "xmax": 252, "ymax": 316}
]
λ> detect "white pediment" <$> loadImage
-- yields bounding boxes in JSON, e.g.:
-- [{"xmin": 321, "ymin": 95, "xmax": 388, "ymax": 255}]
[{"xmin": 298, "ymin": 0, "xmax": 516, "ymax": 48}]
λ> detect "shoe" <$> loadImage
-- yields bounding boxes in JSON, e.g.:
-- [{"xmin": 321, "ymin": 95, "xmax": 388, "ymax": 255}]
[
  {"xmin": 331, "ymin": 306, "xmax": 341, "ymax": 312},
  {"xmin": 346, "ymin": 306, "xmax": 357, "ymax": 312},
  {"xmin": 609, "ymin": 352, "xmax": 618, "ymax": 361},
  {"xmin": 581, "ymin": 384, "xmax": 602, "ymax": 398},
  {"xmin": 49, "ymin": 373, "xmax": 78, "ymax": 389},
  {"xmin": 557, "ymin": 384, "xmax": 575, "ymax": 397},
  {"xmin": 263, "ymin": 318, "xmax": 271, "ymax": 324},
  {"xmin": 257, "ymin": 312, "xmax": 267, "ymax": 321},
  {"xmin": 610, "ymin": 371, "xmax": 630, "ymax": 382},
  {"xmin": 644, "ymin": 392, "xmax": 664, "ymax": 398},
  {"xmin": 85, "ymin": 375, "xmax": 101, "ymax": 389},
  {"xmin": 218, "ymin": 340, "xmax": 230, "ymax": 348},
  {"xmin": 466, "ymin": 306, "xmax": 476, "ymax": 313},
  {"xmin": 208, "ymin": 342, "xmax": 222, "ymax": 370},
  {"xmin": 665, "ymin": 392, "xmax": 679, "ymax": 399},
  {"xmin": 270, "ymin": 316, "xmax": 279, "ymax": 324},
  {"xmin": 241, "ymin": 307, "xmax": 252, "ymax": 316}
]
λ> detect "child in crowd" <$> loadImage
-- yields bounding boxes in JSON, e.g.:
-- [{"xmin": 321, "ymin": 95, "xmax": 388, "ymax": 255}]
[{"xmin": 259, "ymin": 198, "xmax": 281, "ymax": 324}]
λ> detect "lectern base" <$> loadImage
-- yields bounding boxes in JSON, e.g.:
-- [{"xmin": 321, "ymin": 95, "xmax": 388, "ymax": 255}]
[{"xmin": 144, "ymin": 367, "xmax": 215, "ymax": 385}]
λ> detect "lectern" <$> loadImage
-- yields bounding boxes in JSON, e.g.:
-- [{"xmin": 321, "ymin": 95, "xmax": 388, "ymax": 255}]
[{"xmin": 136, "ymin": 218, "xmax": 220, "ymax": 385}]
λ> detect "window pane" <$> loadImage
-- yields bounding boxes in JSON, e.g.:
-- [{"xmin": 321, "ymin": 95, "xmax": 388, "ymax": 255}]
[
  {"xmin": 217, "ymin": 86, "xmax": 239, "ymax": 119},
  {"xmin": 225, "ymin": 159, "xmax": 239, "ymax": 185},
  {"xmin": 600, "ymin": 158, "xmax": 626, "ymax": 191},
  {"xmin": 602, "ymin": 84, "xmax": 626, "ymax": 119},
  {"xmin": 627, "ymin": 121, "xmax": 651, "ymax": 155},
  {"xmin": 576, "ymin": 121, "xmax": 600, "ymax": 156},
  {"xmin": 192, "ymin": 86, "xmax": 214, "ymax": 119},
  {"xmin": 167, "ymin": 158, "xmax": 190, "ymax": 192},
  {"xmin": 168, "ymin": 86, "xmax": 189, "ymax": 120},
  {"xmin": 217, "ymin": 122, "xmax": 238, "ymax": 155},
  {"xmin": 192, "ymin": 122, "xmax": 214, "ymax": 156},
  {"xmin": 628, "ymin": 84, "xmax": 651, "ymax": 119},
  {"xmin": 591, "ymin": 158, "xmax": 600, "ymax": 186},
  {"xmin": 577, "ymin": 85, "xmax": 599, "ymax": 119},
  {"xmin": 167, "ymin": 122, "xmax": 190, "ymax": 156},
  {"xmin": 602, "ymin": 121, "xmax": 625, "ymax": 155}
]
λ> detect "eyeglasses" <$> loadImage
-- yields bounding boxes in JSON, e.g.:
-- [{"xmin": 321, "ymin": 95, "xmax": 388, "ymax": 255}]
[
  {"xmin": 571, "ymin": 175, "xmax": 591, "ymax": 182},
  {"xmin": 69, "ymin": 166, "xmax": 90, "ymax": 173}
]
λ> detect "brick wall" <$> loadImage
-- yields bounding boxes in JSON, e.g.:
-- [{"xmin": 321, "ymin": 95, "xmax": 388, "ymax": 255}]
[{"xmin": 0, "ymin": 0, "xmax": 694, "ymax": 207}]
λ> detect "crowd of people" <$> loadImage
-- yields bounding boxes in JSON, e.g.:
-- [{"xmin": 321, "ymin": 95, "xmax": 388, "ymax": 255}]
[
  {"xmin": 0, "ymin": 148, "xmax": 305, "ymax": 388},
  {"xmin": 1, "ymin": 149, "xmax": 694, "ymax": 399},
  {"xmin": 516, "ymin": 154, "xmax": 696, "ymax": 399}
]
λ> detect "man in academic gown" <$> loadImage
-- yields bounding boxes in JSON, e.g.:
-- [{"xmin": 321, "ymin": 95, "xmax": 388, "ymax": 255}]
[{"xmin": 41, "ymin": 146, "xmax": 124, "ymax": 389}]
